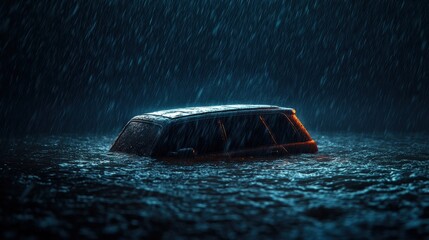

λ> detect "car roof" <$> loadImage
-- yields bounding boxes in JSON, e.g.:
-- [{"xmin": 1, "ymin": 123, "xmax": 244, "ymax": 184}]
[
  {"xmin": 149, "ymin": 104, "xmax": 290, "ymax": 118},
  {"xmin": 131, "ymin": 105, "xmax": 295, "ymax": 124}
]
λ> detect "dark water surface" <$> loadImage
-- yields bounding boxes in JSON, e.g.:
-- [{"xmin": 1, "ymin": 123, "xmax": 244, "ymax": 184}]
[{"xmin": 1, "ymin": 133, "xmax": 429, "ymax": 239}]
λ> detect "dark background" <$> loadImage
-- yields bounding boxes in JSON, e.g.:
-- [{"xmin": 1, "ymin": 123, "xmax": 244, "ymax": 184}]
[{"xmin": 1, "ymin": 0, "xmax": 428, "ymax": 136}]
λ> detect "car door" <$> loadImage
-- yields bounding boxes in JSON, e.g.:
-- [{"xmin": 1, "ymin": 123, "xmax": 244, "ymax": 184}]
[
  {"xmin": 154, "ymin": 118, "xmax": 226, "ymax": 158},
  {"xmin": 219, "ymin": 114, "xmax": 280, "ymax": 158}
]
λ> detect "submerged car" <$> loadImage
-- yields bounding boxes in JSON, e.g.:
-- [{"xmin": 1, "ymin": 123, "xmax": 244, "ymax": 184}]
[{"xmin": 110, "ymin": 105, "xmax": 317, "ymax": 159}]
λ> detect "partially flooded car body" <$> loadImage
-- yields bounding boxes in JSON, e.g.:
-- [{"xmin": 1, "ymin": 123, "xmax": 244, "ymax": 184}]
[{"xmin": 110, "ymin": 105, "xmax": 318, "ymax": 159}]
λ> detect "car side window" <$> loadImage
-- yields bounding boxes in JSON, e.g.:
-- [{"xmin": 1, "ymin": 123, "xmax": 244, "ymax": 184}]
[
  {"xmin": 111, "ymin": 121, "xmax": 161, "ymax": 156},
  {"xmin": 262, "ymin": 114, "xmax": 301, "ymax": 144},
  {"xmin": 221, "ymin": 115, "xmax": 274, "ymax": 151},
  {"xmin": 159, "ymin": 119, "xmax": 225, "ymax": 155}
]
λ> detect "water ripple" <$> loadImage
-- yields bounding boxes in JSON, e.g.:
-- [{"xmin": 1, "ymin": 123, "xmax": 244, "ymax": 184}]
[{"xmin": 1, "ymin": 132, "xmax": 429, "ymax": 239}]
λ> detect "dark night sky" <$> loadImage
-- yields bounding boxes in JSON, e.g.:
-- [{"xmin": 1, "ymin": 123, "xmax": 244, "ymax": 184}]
[{"xmin": 1, "ymin": 0, "xmax": 428, "ymax": 135}]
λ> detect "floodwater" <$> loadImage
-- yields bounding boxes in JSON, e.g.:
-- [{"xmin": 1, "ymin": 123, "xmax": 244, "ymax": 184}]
[{"xmin": 1, "ymin": 132, "xmax": 429, "ymax": 239}]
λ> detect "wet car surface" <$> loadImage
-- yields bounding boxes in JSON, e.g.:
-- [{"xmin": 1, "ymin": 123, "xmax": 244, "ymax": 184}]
[{"xmin": 110, "ymin": 105, "xmax": 317, "ymax": 158}]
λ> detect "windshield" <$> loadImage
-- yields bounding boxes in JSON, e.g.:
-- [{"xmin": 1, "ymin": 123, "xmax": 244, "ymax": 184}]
[{"xmin": 110, "ymin": 121, "xmax": 161, "ymax": 156}]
